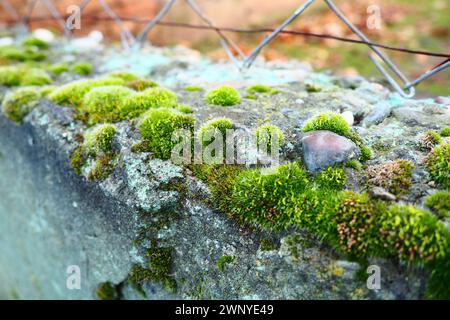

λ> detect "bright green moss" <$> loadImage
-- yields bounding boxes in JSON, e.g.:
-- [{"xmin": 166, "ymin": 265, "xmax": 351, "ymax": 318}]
[
  {"xmin": 199, "ymin": 118, "xmax": 234, "ymax": 148},
  {"xmin": 121, "ymin": 87, "xmax": 178, "ymax": 119},
  {"xmin": 367, "ymin": 160, "xmax": 414, "ymax": 196},
  {"xmin": 205, "ymin": 86, "xmax": 241, "ymax": 106},
  {"xmin": 21, "ymin": 37, "xmax": 49, "ymax": 50},
  {"xmin": 426, "ymin": 254, "xmax": 450, "ymax": 299},
  {"xmin": 244, "ymin": 94, "xmax": 257, "ymax": 100},
  {"xmin": 346, "ymin": 159, "xmax": 361, "ymax": 171},
  {"xmin": 39, "ymin": 85, "xmax": 56, "ymax": 97},
  {"xmin": 138, "ymin": 108, "xmax": 195, "ymax": 159},
  {"xmin": 440, "ymin": 127, "xmax": 450, "ymax": 137},
  {"xmin": 107, "ymin": 71, "xmax": 139, "ymax": 81},
  {"xmin": 126, "ymin": 79, "xmax": 158, "ymax": 91},
  {"xmin": 302, "ymin": 112, "xmax": 350, "ymax": 137},
  {"xmin": 0, "ymin": 66, "xmax": 21, "ymax": 86},
  {"xmin": 48, "ymin": 77, "xmax": 125, "ymax": 108},
  {"xmin": 1, "ymin": 87, "xmax": 41, "ymax": 123},
  {"xmin": 21, "ymin": 68, "xmax": 52, "ymax": 86},
  {"xmin": 424, "ymin": 143, "xmax": 450, "ymax": 189},
  {"xmin": 0, "ymin": 45, "xmax": 28, "ymax": 62},
  {"xmin": 217, "ymin": 255, "xmax": 234, "ymax": 272},
  {"xmin": 425, "ymin": 192, "xmax": 450, "ymax": 218},
  {"xmin": 247, "ymin": 84, "xmax": 271, "ymax": 94},
  {"xmin": 95, "ymin": 282, "xmax": 117, "ymax": 300},
  {"xmin": 71, "ymin": 62, "xmax": 92, "ymax": 76},
  {"xmin": 359, "ymin": 145, "xmax": 372, "ymax": 161},
  {"xmin": 315, "ymin": 166, "xmax": 346, "ymax": 191},
  {"xmin": 82, "ymin": 86, "xmax": 133, "ymax": 125},
  {"xmin": 334, "ymin": 192, "xmax": 387, "ymax": 257},
  {"xmin": 380, "ymin": 205, "xmax": 449, "ymax": 263},
  {"xmin": 84, "ymin": 124, "xmax": 117, "ymax": 154},
  {"xmin": 184, "ymin": 85, "xmax": 203, "ymax": 92},
  {"xmin": 175, "ymin": 104, "xmax": 193, "ymax": 114},
  {"xmin": 230, "ymin": 163, "xmax": 311, "ymax": 230},
  {"xmin": 255, "ymin": 124, "xmax": 284, "ymax": 153},
  {"xmin": 47, "ymin": 63, "xmax": 69, "ymax": 75}
]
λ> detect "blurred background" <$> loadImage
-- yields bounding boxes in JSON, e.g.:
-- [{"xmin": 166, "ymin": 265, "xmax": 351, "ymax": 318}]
[{"xmin": 1, "ymin": 0, "xmax": 449, "ymax": 95}]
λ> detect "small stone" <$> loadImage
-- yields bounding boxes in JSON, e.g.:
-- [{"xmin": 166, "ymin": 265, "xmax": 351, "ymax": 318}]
[
  {"xmin": 369, "ymin": 187, "xmax": 396, "ymax": 201},
  {"xmin": 301, "ymin": 130, "xmax": 359, "ymax": 173},
  {"xmin": 33, "ymin": 28, "xmax": 55, "ymax": 43},
  {"xmin": 341, "ymin": 111, "xmax": 354, "ymax": 126}
]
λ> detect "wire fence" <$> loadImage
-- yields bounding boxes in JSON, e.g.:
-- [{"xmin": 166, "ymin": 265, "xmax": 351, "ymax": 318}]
[{"xmin": 1, "ymin": 0, "xmax": 449, "ymax": 98}]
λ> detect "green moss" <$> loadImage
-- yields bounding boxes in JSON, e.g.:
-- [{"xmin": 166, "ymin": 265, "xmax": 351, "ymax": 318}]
[
  {"xmin": 199, "ymin": 118, "xmax": 234, "ymax": 162},
  {"xmin": 302, "ymin": 112, "xmax": 350, "ymax": 137},
  {"xmin": 247, "ymin": 84, "xmax": 271, "ymax": 94},
  {"xmin": 380, "ymin": 205, "xmax": 449, "ymax": 263},
  {"xmin": 71, "ymin": 62, "xmax": 92, "ymax": 76},
  {"xmin": 367, "ymin": 160, "xmax": 414, "ymax": 195},
  {"xmin": 175, "ymin": 104, "xmax": 193, "ymax": 114},
  {"xmin": 255, "ymin": 124, "xmax": 284, "ymax": 153},
  {"xmin": 121, "ymin": 87, "xmax": 178, "ymax": 119},
  {"xmin": 39, "ymin": 85, "xmax": 56, "ymax": 97},
  {"xmin": 260, "ymin": 238, "xmax": 278, "ymax": 252},
  {"xmin": 21, "ymin": 37, "xmax": 49, "ymax": 50},
  {"xmin": 334, "ymin": 192, "xmax": 388, "ymax": 257},
  {"xmin": 424, "ymin": 143, "xmax": 450, "ymax": 189},
  {"xmin": 87, "ymin": 153, "xmax": 117, "ymax": 181},
  {"xmin": 421, "ymin": 130, "xmax": 442, "ymax": 150},
  {"xmin": 21, "ymin": 68, "xmax": 52, "ymax": 86},
  {"xmin": 244, "ymin": 94, "xmax": 257, "ymax": 100},
  {"xmin": 217, "ymin": 255, "xmax": 234, "ymax": 272},
  {"xmin": 315, "ymin": 166, "xmax": 346, "ymax": 191},
  {"xmin": 126, "ymin": 79, "xmax": 158, "ymax": 91},
  {"xmin": 425, "ymin": 254, "xmax": 450, "ymax": 299},
  {"xmin": 138, "ymin": 108, "xmax": 195, "ymax": 160},
  {"xmin": 205, "ymin": 86, "xmax": 241, "ymax": 106},
  {"xmin": 48, "ymin": 77, "xmax": 125, "ymax": 108},
  {"xmin": 48, "ymin": 63, "xmax": 69, "ymax": 75},
  {"xmin": 440, "ymin": 127, "xmax": 450, "ymax": 137},
  {"xmin": 184, "ymin": 85, "xmax": 203, "ymax": 92},
  {"xmin": 146, "ymin": 246, "xmax": 173, "ymax": 277},
  {"xmin": 95, "ymin": 282, "xmax": 118, "ymax": 300},
  {"xmin": 107, "ymin": 71, "xmax": 139, "ymax": 81},
  {"xmin": 359, "ymin": 145, "xmax": 372, "ymax": 161},
  {"xmin": 346, "ymin": 159, "xmax": 361, "ymax": 171},
  {"xmin": 425, "ymin": 192, "xmax": 450, "ymax": 218},
  {"xmin": 70, "ymin": 146, "xmax": 86, "ymax": 175},
  {"xmin": 0, "ymin": 45, "xmax": 46, "ymax": 62},
  {"xmin": 1, "ymin": 87, "xmax": 41, "ymax": 123},
  {"xmin": 0, "ymin": 66, "xmax": 22, "ymax": 86},
  {"xmin": 81, "ymin": 86, "xmax": 133, "ymax": 125},
  {"xmin": 84, "ymin": 124, "xmax": 117, "ymax": 154},
  {"xmin": 230, "ymin": 163, "xmax": 311, "ymax": 230}
]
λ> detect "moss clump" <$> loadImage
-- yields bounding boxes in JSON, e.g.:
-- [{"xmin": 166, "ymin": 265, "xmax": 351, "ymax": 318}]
[
  {"xmin": 380, "ymin": 205, "xmax": 449, "ymax": 263},
  {"xmin": 302, "ymin": 112, "xmax": 350, "ymax": 137},
  {"xmin": 334, "ymin": 192, "xmax": 387, "ymax": 257},
  {"xmin": 0, "ymin": 66, "xmax": 22, "ymax": 86},
  {"xmin": 0, "ymin": 45, "xmax": 47, "ymax": 62},
  {"xmin": 146, "ymin": 247, "xmax": 173, "ymax": 277},
  {"xmin": 184, "ymin": 85, "xmax": 203, "ymax": 92},
  {"xmin": 87, "ymin": 153, "xmax": 117, "ymax": 181},
  {"xmin": 425, "ymin": 192, "xmax": 450, "ymax": 218},
  {"xmin": 359, "ymin": 145, "xmax": 372, "ymax": 161},
  {"xmin": 107, "ymin": 71, "xmax": 139, "ymax": 81},
  {"xmin": 244, "ymin": 94, "xmax": 257, "ymax": 100},
  {"xmin": 217, "ymin": 255, "xmax": 234, "ymax": 272},
  {"xmin": 48, "ymin": 63, "xmax": 69, "ymax": 75},
  {"xmin": 81, "ymin": 86, "xmax": 133, "ymax": 125},
  {"xmin": 255, "ymin": 124, "xmax": 284, "ymax": 153},
  {"xmin": 346, "ymin": 159, "xmax": 361, "ymax": 171},
  {"xmin": 21, "ymin": 37, "xmax": 49, "ymax": 50},
  {"xmin": 21, "ymin": 68, "xmax": 52, "ymax": 86},
  {"xmin": 440, "ymin": 127, "xmax": 450, "ymax": 137},
  {"xmin": 95, "ymin": 282, "xmax": 118, "ymax": 300},
  {"xmin": 1, "ymin": 87, "xmax": 41, "ymax": 123},
  {"xmin": 175, "ymin": 104, "xmax": 193, "ymax": 114},
  {"xmin": 315, "ymin": 166, "xmax": 346, "ymax": 191},
  {"xmin": 126, "ymin": 79, "xmax": 158, "ymax": 91},
  {"xmin": 48, "ymin": 77, "xmax": 125, "ymax": 108},
  {"xmin": 70, "ymin": 147, "xmax": 86, "ymax": 175},
  {"xmin": 71, "ymin": 62, "xmax": 92, "ymax": 76},
  {"xmin": 247, "ymin": 84, "xmax": 271, "ymax": 94},
  {"xmin": 424, "ymin": 143, "xmax": 450, "ymax": 189},
  {"xmin": 425, "ymin": 254, "xmax": 450, "ymax": 299},
  {"xmin": 199, "ymin": 118, "xmax": 234, "ymax": 162},
  {"xmin": 205, "ymin": 86, "xmax": 241, "ymax": 106},
  {"xmin": 84, "ymin": 124, "xmax": 117, "ymax": 154},
  {"xmin": 230, "ymin": 163, "xmax": 311, "ymax": 230},
  {"xmin": 421, "ymin": 130, "xmax": 442, "ymax": 150},
  {"xmin": 138, "ymin": 108, "xmax": 195, "ymax": 160},
  {"xmin": 121, "ymin": 87, "xmax": 177, "ymax": 119},
  {"xmin": 367, "ymin": 160, "xmax": 414, "ymax": 196}
]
